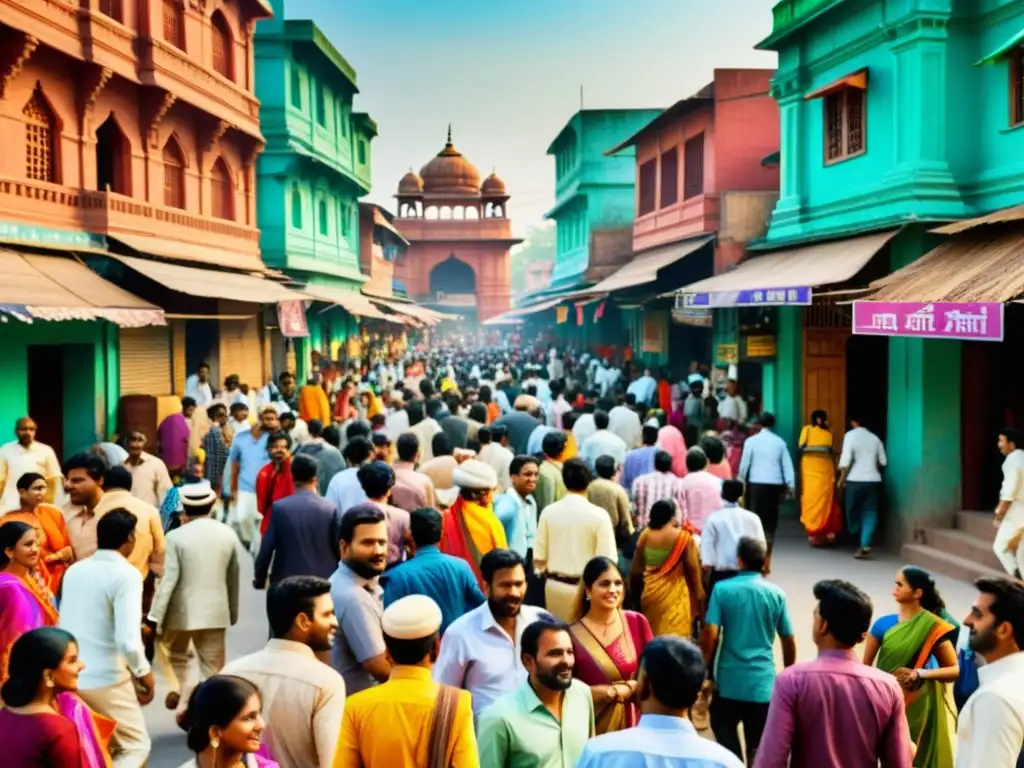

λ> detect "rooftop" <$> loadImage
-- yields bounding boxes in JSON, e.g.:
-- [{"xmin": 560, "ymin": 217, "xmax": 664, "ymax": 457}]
[
  {"xmin": 757, "ymin": 0, "xmax": 846, "ymax": 50},
  {"xmin": 284, "ymin": 20, "xmax": 359, "ymax": 92}
]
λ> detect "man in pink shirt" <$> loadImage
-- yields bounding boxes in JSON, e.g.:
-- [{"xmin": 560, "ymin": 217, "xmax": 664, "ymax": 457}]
[
  {"xmin": 678, "ymin": 448, "xmax": 723, "ymax": 533},
  {"xmin": 755, "ymin": 579, "xmax": 912, "ymax": 768},
  {"xmin": 632, "ymin": 450, "xmax": 687, "ymax": 529}
]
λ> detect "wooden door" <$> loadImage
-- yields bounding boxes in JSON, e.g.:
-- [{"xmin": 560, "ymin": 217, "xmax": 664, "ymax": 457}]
[{"xmin": 803, "ymin": 328, "xmax": 848, "ymax": 449}]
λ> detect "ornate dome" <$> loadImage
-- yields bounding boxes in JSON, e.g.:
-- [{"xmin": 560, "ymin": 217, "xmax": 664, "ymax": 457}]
[
  {"xmin": 419, "ymin": 126, "xmax": 481, "ymax": 196},
  {"xmin": 398, "ymin": 170, "xmax": 424, "ymax": 195},
  {"xmin": 481, "ymin": 171, "xmax": 507, "ymax": 196}
]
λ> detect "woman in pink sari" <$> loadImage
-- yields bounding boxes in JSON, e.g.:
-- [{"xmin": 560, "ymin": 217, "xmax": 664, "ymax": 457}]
[
  {"xmin": 0, "ymin": 522, "xmax": 114, "ymax": 767},
  {"xmin": 569, "ymin": 557, "xmax": 654, "ymax": 734}
]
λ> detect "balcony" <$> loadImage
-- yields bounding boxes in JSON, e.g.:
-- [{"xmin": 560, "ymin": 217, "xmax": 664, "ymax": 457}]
[
  {"xmin": 0, "ymin": 177, "xmax": 262, "ymax": 270},
  {"xmin": 633, "ymin": 194, "xmax": 720, "ymax": 252},
  {"xmin": 138, "ymin": 38, "xmax": 262, "ymax": 139},
  {"xmin": 391, "ymin": 216, "xmax": 520, "ymax": 244}
]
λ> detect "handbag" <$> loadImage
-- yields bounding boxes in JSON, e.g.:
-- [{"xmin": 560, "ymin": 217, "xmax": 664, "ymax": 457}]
[{"xmin": 427, "ymin": 684, "xmax": 461, "ymax": 768}]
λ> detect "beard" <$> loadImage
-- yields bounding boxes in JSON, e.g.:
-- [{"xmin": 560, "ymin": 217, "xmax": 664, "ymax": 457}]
[
  {"xmin": 536, "ymin": 663, "xmax": 573, "ymax": 691},
  {"xmin": 968, "ymin": 625, "xmax": 998, "ymax": 655},
  {"xmin": 346, "ymin": 557, "xmax": 385, "ymax": 580},
  {"xmin": 309, "ymin": 629, "xmax": 336, "ymax": 653},
  {"xmin": 488, "ymin": 595, "xmax": 522, "ymax": 619}
]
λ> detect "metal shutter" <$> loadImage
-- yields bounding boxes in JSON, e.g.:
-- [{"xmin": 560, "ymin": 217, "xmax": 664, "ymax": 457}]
[
  {"xmin": 218, "ymin": 317, "xmax": 264, "ymax": 390},
  {"xmin": 119, "ymin": 326, "xmax": 173, "ymax": 396}
]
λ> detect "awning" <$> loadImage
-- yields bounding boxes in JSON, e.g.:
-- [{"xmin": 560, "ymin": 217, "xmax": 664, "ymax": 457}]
[
  {"xmin": 109, "ymin": 254, "xmax": 309, "ymax": 304},
  {"xmin": 931, "ymin": 204, "xmax": 1024, "ymax": 235},
  {"xmin": 805, "ymin": 68, "xmax": 868, "ymax": 100},
  {"xmin": 0, "ymin": 250, "xmax": 164, "ymax": 327},
  {"xmin": 108, "ymin": 234, "xmax": 264, "ymax": 273},
  {"xmin": 372, "ymin": 209, "xmax": 409, "ymax": 246},
  {"xmin": 482, "ymin": 313, "xmax": 523, "ymax": 326},
  {"xmin": 300, "ymin": 284, "xmax": 392, "ymax": 320},
  {"xmin": 676, "ymin": 230, "xmax": 898, "ymax": 306},
  {"xmin": 591, "ymin": 236, "xmax": 713, "ymax": 293},
  {"xmin": 368, "ymin": 296, "xmax": 428, "ymax": 326},
  {"xmin": 367, "ymin": 297, "xmax": 456, "ymax": 325},
  {"xmin": 975, "ymin": 29, "xmax": 1024, "ymax": 67},
  {"xmin": 865, "ymin": 230, "xmax": 1024, "ymax": 302}
]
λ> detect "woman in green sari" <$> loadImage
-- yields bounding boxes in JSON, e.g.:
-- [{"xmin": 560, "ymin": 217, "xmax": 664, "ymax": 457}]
[{"xmin": 863, "ymin": 566, "xmax": 959, "ymax": 767}]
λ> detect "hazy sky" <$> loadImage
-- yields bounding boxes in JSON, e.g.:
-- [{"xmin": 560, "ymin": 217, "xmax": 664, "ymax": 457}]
[{"xmin": 280, "ymin": 0, "xmax": 779, "ymax": 236}]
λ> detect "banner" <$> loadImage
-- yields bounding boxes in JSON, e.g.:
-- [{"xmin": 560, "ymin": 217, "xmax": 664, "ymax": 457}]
[
  {"xmin": 556, "ymin": 306, "xmax": 569, "ymax": 324},
  {"xmin": 575, "ymin": 304, "xmax": 584, "ymax": 326},
  {"xmin": 852, "ymin": 301, "xmax": 1003, "ymax": 342},
  {"xmin": 277, "ymin": 300, "xmax": 309, "ymax": 338},
  {"xmin": 594, "ymin": 299, "xmax": 606, "ymax": 322}
]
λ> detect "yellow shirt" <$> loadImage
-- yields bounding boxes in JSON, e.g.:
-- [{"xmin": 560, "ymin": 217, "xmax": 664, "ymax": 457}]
[
  {"xmin": 94, "ymin": 489, "xmax": 166, "ymax": 579},
  {"xmin": 333, "ymin": 666, "xmax": 479, "ymax": 768}
]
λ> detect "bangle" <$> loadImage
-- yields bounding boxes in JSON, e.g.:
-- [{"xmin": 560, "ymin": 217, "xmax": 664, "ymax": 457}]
[{"xmin": 608, "ymin": 686, "xmax": 619, "ymax": 702}]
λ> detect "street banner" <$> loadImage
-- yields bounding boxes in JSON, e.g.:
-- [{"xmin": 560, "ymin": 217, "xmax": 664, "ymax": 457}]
[
  {"xmin": 679, "ymin": 286, "xmax": 812, "ymax": 309},
  {"xmin": 277, "ymin": 300, "xmax": 309, "ymax": 338},
  {"xmin": 852, "ymin": 301, "xmax": 1003, "ymax": 342}
]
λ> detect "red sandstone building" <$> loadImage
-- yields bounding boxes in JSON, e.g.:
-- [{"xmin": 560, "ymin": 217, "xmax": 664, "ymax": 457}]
[{"xmin": 393, "ymin": 128, "xmax": 519, "ymax": 324}]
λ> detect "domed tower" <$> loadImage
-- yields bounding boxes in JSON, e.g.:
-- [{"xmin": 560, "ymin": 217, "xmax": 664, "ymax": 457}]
[{"xmin": 392, "ymin": 126, "xmax": 521, "ymax": 325}]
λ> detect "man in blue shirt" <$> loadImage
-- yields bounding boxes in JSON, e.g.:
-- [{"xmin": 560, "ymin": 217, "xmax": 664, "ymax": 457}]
[
  {"xmin": 223, "ymin": 405, "xmax": 275, "ymax": 551},
  {"xmin": 702, "ymin": 536, "xmax": 796, "ymax": 765},
  {"xmin": 737, "ymin": 412, "xmax": 796, "ymax": 562},
  {"xmin": 577, "ymin": 636, "xmax": 742, "ymax": 768},
  {"xmin": 381, "ymin": 507, "xmax": 484, "ymax": 634}
]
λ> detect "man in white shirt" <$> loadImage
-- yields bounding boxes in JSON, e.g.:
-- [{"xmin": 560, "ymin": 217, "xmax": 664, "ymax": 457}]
[
  {"xmin": 718, "ymin": 379, "xmax": 748, "ymax": 426},
  {"xmin": 325, "ymin": 436, "xmax": 373, "ymax": 514},
  {"xmin": 478, "ymin": 426, "xmax": 514, "ymax": 493},
  {"xmin": 434, "ymin": 548, "xmax": 550, "ymax": 717},
  {"xmin": 957, "ymin": 576, "xmax": 1024, "ymax": 768},
  {"xmin": 626, "ymin": 368, "xmax": 658, "ymax": 408},
  {"xmin": 59, "ymin": 509, "xmax": 154, "ymax": 767},
  {"xmin": 838, "ymin": 415, "xmax": 887, "ymax": 560},
  {"xmin": 608, "ymin": 394, "xmax": 643, "ymax": 449},
  {"xmin": 579, "ymin": 410, "xmax": 628, "ymax": 474},
  {"xmin": 223, "ymin": 576, "xmax": 346, "ymax": 768},
  {"xmin": 0, "ymin": 416, "xmax": 62, "ymax": 511},
  {"xmin": 184, "ymin": 362, "xmax": 214, "ymax": 407},
  {"xmin": 701, "ymin": 480, "xmax": 767, "ymax": 592},
  {"xmin": 993, "ymin": 427, "xmax": 1024, "ymax": 576}
]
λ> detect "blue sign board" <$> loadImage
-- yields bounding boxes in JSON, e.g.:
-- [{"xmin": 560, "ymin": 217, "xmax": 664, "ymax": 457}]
[
  {"xmin": 0, "ymin": 221, "xmax": 108, "ymax": 252},
  {"xmin": 678, "ymin": 286, "xmax": 813, "ymax": 309}
]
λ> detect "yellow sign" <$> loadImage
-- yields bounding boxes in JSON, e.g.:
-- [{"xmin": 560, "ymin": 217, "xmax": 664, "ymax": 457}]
[
  {"xmin": 744, "ymin": 335, "xmax": 777, "ymax": 359},
  {"xmin": 555, "ymin": 306, "xmax": 569, "ymax": 324},
  {"xmin": 715, "ymin": 343, "xmax": 739, "ymax": 365}
]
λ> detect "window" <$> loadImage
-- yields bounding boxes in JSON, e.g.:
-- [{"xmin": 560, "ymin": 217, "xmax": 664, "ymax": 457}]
[
  {"xmin": 1011, "ymin": 45, "xmax": 1024, "ymax": 125},
  {"xmin": 210, "ymin": 157, "xmax": 233, "ymax": 220},
  {"xmin": 315, "ymin": 86, "xmax": 326, "ymax": 126},
  {"xmin": 211, "ymin": 12, "xmax": 233, "ymax": 81},
  {"xmin": 340, "ymin": 203, "xmax": 350, "ymax": 237},
  {"xmin": 290, "ymin": 185, "xmax": 302, "ymax": 229},
  {"xmin": 683, "ymin": 133, "xmax": 705, "ymax": 199},
  {"xmin": 660, "ymin": 147, "xmax": 678, "ymax": 208},
  {"xmin": 318, "ymin": 199, "xmax": 328, "ymax": 235},
  {"xmin": 99, "ymin": 0, "xmax": 123, "ymax": 22},
  {"xmin": 162, "ymin": 138, "xmax": 186, "ymax": 209},
  {"xmin": 289, "ymin": 66, "xmax": 302, "ymax": 109},
  {"xmin": 357, "ymin": 140, "xmax": 366, "ymax": 165},
  {"xmin": 339, "ymin": 103, "xmax": 348, "ymax": 137},
  {"xmin": 23, "ymin": 88, "xmax": 56, "ymax": 183},
  {"xmin": 637, "ymin": 159, "xmax": 657, "ymax": 216},
  {"xmin": 95, "ymin": 114, "xmax": 130, "ymax": 195},
  {"xmin": 824, "ymin": 88, "xmax": 865, "ymax": 163},
  {"xmin": 163, "ymin": 0, "xmax": 185, "ymax": 50}
]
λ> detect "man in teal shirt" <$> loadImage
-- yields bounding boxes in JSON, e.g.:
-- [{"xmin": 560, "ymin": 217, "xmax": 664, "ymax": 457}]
[
  {"xmin": 478, "ymin": 618, "xmax": 594, "ymax": 767},
  {"xmin": 703, "ymin": 536, "xmax": 797, "ymax": 765}
]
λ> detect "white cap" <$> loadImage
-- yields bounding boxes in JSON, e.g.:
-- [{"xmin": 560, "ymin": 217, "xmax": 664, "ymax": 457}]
[
  {"xmin": 452, "ymin": 459, "xmax": 498, "ymax": 490},
  {"xmin": 381, "ymin": 595, "xmax": 442, "ymax": 640}
]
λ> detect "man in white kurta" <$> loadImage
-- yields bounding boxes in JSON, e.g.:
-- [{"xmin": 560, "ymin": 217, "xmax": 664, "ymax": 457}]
[
  {"xmin": 532, "ymin": 458, "xmax": 617, "ymax": 622},
  {"xmin": 993, "ymin": 427, "xmax": 1024, "ymax": 575},
  {"xmin": 0, "ymin": 417, "xmax": 62, "ymax": 512}
]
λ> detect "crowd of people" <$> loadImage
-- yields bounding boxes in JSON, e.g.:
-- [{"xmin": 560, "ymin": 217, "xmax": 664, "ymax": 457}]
[{"xmin": 0, "ymin": 340, "xmax": 1022, "ymax": 767}]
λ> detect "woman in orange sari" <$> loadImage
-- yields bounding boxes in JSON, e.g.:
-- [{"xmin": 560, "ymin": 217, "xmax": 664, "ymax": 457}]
[
  {"xmin": 630, "ymin": 499, "xmax": 705, "ymax": 637},
  {"xmin": 3, "ymin": 472, "xmax": 74, "ymax": 592},
  {"xmin": 0, "ymin": 522, "xmax": 114, "ymax": 767},
  {"xmin": 798, "ymin": 410, "xmax": 842, "ymax": 546},
  {"xmin": 570, "ymin": 557, "xmax": 653, "ymax": 734}
]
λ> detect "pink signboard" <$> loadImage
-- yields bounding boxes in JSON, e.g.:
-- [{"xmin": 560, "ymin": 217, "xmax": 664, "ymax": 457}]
[
  {"xmin": 852, "ymin": 301, "xmax": 1003, "ymax": 342},
  {"xmin": 277, "ymin": 300, "xmax": 309, "ymax": 338}
]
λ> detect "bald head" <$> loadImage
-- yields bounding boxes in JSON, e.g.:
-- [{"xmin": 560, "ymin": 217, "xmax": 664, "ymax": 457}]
[{"xmin": 15, "ymin": 417, "xmax": 36, "ymax": 446}]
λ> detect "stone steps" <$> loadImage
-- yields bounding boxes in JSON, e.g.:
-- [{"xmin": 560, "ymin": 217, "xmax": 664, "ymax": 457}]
[{"xmin": 900, "ymin": 510, "xmax": 1007, "ymax": 584}]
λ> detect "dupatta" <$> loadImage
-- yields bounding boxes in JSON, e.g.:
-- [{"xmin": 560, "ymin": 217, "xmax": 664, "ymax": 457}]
[
  {"xmin": 570, "ymin": 611, "xmax": 639, "ymax": 734},
  {"xmin": 440, "ymin": 498, "xmax": 506, "ymax": 588},
  {"xmin": 875, "ymin": 610, "xmax": 957, "ymax": 768}
]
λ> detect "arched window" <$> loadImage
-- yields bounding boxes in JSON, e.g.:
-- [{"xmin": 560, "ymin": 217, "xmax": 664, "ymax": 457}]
[
  {"xmin": 95, "ymin": 114, "xmax": 130, "ymax": 195},
  {"xmin": 162, "ymin": 137, "xmax": 186, "ymax": 209},
  {"xmin": 23, "ymin": 87, "xmax": 57, "ymax": 183},
  {"xmin": 210, "ymin": 157, "xmax": 233, "ymax": 220},
  {"xmin": 99, "ymin": 0, "xmax": 123, "ymax": 22},
  {"xmin": 290, "ymin": 185, "xmax": 302, "ymax": 229},
  {"xmin": 318, "ymin": 199, "xmax": 328, "ymax": 236},
  {"xmin": 163, "ymin": 0, "xmax": 185, "ymax": 50},
  {"xmin": 211, "ymin": 12, "xmax": 233, "ymax": 81}
]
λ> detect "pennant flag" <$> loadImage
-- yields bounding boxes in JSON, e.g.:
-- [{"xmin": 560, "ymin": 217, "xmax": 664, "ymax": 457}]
[
  {"xmin": 575, "ymin": 303, "xmax": 584, "ymax": 325},
  {"xmin": 594, "ymin": 299, "xmax": 606, "ymax": 322},
  {"xmin": 556, "ymin": 306, "xmax": 569, "ymax": 324}
]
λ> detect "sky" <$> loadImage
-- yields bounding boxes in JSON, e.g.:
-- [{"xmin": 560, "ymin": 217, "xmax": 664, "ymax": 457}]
[{"xmin": 280, "ymin": 0, "xmax": 779, "ymax": 237}]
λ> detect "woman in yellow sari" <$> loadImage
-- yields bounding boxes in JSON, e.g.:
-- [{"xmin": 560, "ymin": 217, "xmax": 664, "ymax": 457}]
[
  {"xmin": 630, "ymin": 499, "xmax": 704, "ymax": 637},
  {"xmin": 798, "ymin": 410, "xmax": 842, "ymax": 546},
  {"xmin": 3, "ymin": 472, "xmax": 75, "ymax": 592}
]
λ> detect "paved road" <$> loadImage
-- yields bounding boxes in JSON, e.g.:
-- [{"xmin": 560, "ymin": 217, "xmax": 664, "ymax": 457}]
[{"xmin": 146, "ymin": 522, "xmax": 979, "ymax": 767}]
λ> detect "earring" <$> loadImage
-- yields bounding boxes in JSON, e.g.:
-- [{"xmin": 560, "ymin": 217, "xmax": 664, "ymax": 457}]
[
  {"xmin": 210, "ymin": 737, "xmax": 220, "ymax": 750},
  {"xmin": 44, "ymin": 676, "xmax": 54, "ymax": 688}
]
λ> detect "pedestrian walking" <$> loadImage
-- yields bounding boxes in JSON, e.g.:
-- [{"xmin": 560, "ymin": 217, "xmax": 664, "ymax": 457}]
[
  {"xmin": 837, "ymin": 414, "xmax": 887, "ymax": 559},
  {"xmin": 738, "ymin": 412, "xmax": 795, "ymax": 563},
  {"xmin": 993, "ymin": 427, "xmax": 1024, "ymax": 576}
]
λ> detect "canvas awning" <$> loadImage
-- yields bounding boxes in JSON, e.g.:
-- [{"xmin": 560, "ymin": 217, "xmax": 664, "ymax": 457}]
[
  {"xmin": 805, "ymin": 68, "xmax": 868, "ymax": 100},
  {"xmin": 591, "ymin": 236, "xmax": 713, "ymax": 293},
  {"xmin": 676, "ymin": 230, "xmax": 898, "ymax": 303},
  {"xmin": 372, "ymin": 209, "xmax": 409, "ymax": 246},
  {"xmin": 367, "ymin": 297, "xmax": 427, "ymax": 326},
  {"xmin": 975, "ymin": 29, "xmax": 1024, "ymax": 67},
  {"xmin": 108, "ymin": 234, "xmax": 264, "ymax": 273},
  {"xmin": 931, "ymin": 204, "xmax": 1024, "ymax": 235},
  {"xmin": 108, "ymin": 254, "xmax": 309, "ymax": 304},
  {"xmin": 865, "ymin": 230, "xmax": 1024, "ymax": 302},
  {"xmin": 300, "ymin": 284, "xmax": 392, "ymax": 320},
  {"xmin": 482, "ymin": 313, "xmax": 523, "ymax": 326},
  {"xmin": 0, "ymin": 250, "xmax": 164, "ymax": 327},
  {"xmin": 367, "ymin": 297, "xmax": 455, "ymax": 325}
]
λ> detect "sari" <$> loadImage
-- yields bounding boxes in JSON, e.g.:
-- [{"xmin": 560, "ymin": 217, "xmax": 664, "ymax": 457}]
[
  {"xmin": 570, "ymin": 610, "xmax": 653, "ymax": 734},
  {"xmin": 798, "ymin": 425, "xmax": 842, "ymax": 545},
  {"xmin": 0, "ymin": 572, "xmax": 114, "ymax": 768},
  {"xmin": 656, "ymin": 426, "xmax": 688, "ymax": 477},
  {"xmin": 633, "ymin": 527, "xmax": 698, "ymax": 637},
  {"xmin": 875, "ymin": 610, "xmax": 957, "ymax": 768},
  {"xmin": 1, "ymin": 505, "xmax": 74, "ymax": 592},
  {"xmin": 440, "ymin": 497, "xmax": 508, "ymax": 587}
]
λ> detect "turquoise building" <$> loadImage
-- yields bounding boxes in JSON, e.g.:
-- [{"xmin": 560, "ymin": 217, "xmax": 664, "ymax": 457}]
[
  {"xmin": 255, "ymin": 1, "xmax": 376, "ymax": 377},
  {"xmin": 690, "ymin": 0, "xmax": 1024, "ymax": 539}
]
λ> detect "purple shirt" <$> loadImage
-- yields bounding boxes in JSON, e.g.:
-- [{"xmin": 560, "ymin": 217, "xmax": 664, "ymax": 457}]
[
  {"xmin": 157, "ymin": 412, "xmax": 190, "ymax": 470},
  {"xmin": 620, "ymin": 445, "xmax": 657, "ymax": 494},
  {"xmin": 754, "ymin": 649, "xmax": 912, "ymax": 768}
]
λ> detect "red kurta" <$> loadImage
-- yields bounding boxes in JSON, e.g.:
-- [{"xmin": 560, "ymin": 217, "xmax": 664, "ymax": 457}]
[{"xmin": 256, "ymin": 458, "xmax": 295, "ymax": 535}]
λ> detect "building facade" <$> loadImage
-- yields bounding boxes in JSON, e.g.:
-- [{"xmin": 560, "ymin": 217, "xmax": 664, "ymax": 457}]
[
  {"xmin": 255, "ymin": 1, "xmax": 376, "ymax": 375},
  {"xmin": 393, "ymin": 129, "xmax": 519, "ymax": 324},
  {"xmin": 0, "ymin": 0, "xmax": 276, "ymax": 453}
]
